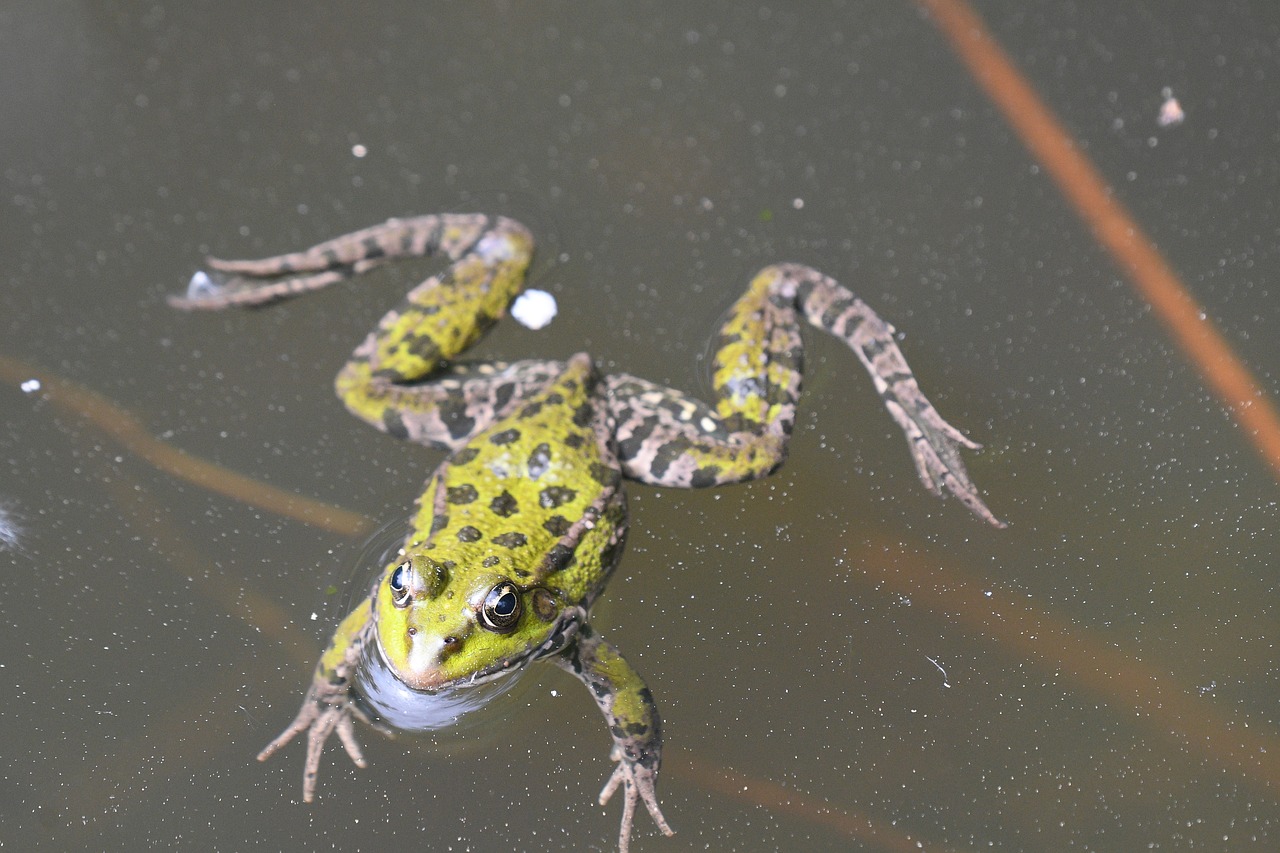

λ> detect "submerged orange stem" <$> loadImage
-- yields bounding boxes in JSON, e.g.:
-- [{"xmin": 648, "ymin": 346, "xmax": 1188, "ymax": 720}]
[
  {"xmin": 863, "ymin": 538, "xmax": 1280, "ymax": 795},
  {"xmin": 670, "ymin": 749, "xmax": 955, "ymax": 852},
  {"xmin": 0, "ymin": 354, "xmax": 374, "ymax": 537},
  {"xmin": 917, "ymin": 0, "xmax": 1280, "ymax": 480}
]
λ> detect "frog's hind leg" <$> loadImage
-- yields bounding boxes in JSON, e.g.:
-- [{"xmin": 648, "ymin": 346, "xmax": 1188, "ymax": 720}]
[
  {"xmin": 173, "ymin": 213, "xmax": 549, "ymax": 449},
  {"xmin": 339, "ymin": 357, "xmax": 567, "ymax": 452},
  {"xmin": 608, "ymin": 263, "xmax": 1003, "ymax": 526},
  {"xmin": 324, "ymin": 216, "xmax": 555, "ymax": 450},
  {"xmin": 168, "ymin": 214, "xmax": 510, "ymax": 309}
]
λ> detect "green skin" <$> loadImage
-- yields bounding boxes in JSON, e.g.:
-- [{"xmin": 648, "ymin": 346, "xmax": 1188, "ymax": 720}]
[{"xmin": 171, "ymin": 213, "xmax": 1003, "ymax": 852}]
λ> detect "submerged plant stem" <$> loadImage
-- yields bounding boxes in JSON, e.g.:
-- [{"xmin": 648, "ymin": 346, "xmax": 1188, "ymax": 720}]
[
  {"xmin": 918, "ymin": 0, "xmax": 1280, "ymax": 482},
  {"xmin": 0, "ymin": 354, "xmax": 374, "ymax": 537}
]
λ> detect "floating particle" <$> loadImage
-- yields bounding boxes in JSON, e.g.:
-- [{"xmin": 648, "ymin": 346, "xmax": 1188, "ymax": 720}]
[
  {"xmin": 510, "ymin": 289, "xmax": 558, "ymax": 330},
  {"xmin": 1157, "ymin": 87, "xmax": 1185, "ymax": 128}
]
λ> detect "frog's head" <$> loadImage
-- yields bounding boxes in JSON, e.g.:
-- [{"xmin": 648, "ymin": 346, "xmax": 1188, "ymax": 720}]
[{"xmin": 372, "ymin": 553, "xmax": 569, "ymax": 691}]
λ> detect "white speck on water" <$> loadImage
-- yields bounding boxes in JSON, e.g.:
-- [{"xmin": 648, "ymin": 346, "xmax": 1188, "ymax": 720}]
[
  {"xmin": 186, "ymin": 270, "xmax": 218, "ymax": 300},
  {"xmin": 352, "ymin": 143, "xmax": 368, "ymax": 157},
  {"xmin": 925, "ymin": 655, "xmax": 952, "ymax": 688},
  {"xmin": 511, "ymin": 289, "xmax": 558, "ymax": 330},
  {"xmin": 1157, "ymin": 87, "xmax": 1185, "ymax": 127},
  {"xmin": 20, "ymin": 378, "xmax": 41, "ymax": 393}
]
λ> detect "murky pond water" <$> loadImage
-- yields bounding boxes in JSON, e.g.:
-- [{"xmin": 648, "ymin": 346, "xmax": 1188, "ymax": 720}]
[{"xmin": 3, "ymin": 2, "xmax": 1278, "ymax": 850}]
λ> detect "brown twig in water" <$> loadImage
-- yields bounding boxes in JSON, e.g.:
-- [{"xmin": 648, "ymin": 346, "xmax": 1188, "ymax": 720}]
[
  {"xmin": 861, "ymin": 536, "xmax": 1280, "ymax": 796},
  {"xmin": 916, "ymin": 0, "xmax": 1280, "ymax": 482},
  {"xmin": 669, "ymin": 748, "xmax": 965, "ymax": 852},
  {"xmin": 0, "ymin": 354, "xmax": 374, "ymax": 537}
]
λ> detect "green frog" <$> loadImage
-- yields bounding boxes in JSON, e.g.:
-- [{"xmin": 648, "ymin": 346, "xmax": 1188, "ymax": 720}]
[{"xmin": 171, "ymin": 213, "xmax": 1002, "ymax": 851}]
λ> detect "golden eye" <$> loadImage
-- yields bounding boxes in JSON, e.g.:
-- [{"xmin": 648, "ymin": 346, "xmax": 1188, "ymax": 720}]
[
  {"xmin": 389, "ymin": 561, "xmax": 413, "ymax": 608},
  {"xmin": 479, "ymin": 582, "xmax": 522, "ymax": 632}
]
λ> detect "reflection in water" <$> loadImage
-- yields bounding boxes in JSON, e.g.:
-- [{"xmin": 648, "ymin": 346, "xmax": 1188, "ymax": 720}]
[{"xmin": 0, "ymin": 500, "xmax": 25, "ymax": 554}]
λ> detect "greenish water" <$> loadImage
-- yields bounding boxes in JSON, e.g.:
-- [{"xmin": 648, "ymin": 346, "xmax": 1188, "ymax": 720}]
[{"xmin": 2, "ymin": 2, "xmax": 1277, "ymax": 849}]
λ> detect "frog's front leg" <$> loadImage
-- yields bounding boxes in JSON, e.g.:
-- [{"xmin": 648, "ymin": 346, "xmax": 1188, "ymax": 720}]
[
  {"xmin": 553, "ymin": 625, "xmax": 674, "ymax": 853},
  {"xmin": 257, "ymin": 599, "xmax": 382, "ymax": 801}
]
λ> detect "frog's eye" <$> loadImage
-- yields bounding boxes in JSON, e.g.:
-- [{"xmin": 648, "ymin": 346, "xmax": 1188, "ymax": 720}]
[
  {"xmin": 479, "ymin": 582, "xmax": 522, "ymax": 633},
  {"xmin": 389, "ymin": 561, "xmax": 413, "ymax": 608}
]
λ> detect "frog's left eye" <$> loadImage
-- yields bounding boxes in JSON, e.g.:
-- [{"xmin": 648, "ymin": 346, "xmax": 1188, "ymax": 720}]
[
  {"xmin": 479, "ymin": 582, "xmax": 522, "ymax": 633},
  {"xmin": 389, "ymin": 561, "xmax": 413, "ymax": 608}
]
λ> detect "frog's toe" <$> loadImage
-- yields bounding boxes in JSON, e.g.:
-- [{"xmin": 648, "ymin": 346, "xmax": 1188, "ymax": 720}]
[
  {"xmin": 600, "ymin": 759, "xmax": 674, "ymax": 853},
  {"xmin": 333, "ymin": 711, "xmax": 368, "ymax": 769},
  {"xmin": 257, "ymin": 702, "xmax": 321, "ymax": 763}
]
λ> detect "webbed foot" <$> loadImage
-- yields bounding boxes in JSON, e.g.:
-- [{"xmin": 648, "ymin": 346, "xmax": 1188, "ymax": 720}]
[
  {"xmin": 599, "ymin": 746, "xmax": 674, "ymax": 853},
  {"xmin": 881, "ymin": 390, "xmax": 1006, "ymax": 528},
  {"xmin": 257, "ymin": 679, "xmax": 373, "ymax": 802}
]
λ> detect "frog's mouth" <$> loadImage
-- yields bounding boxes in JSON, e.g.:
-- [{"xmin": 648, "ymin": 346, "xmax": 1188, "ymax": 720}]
[
  {"xmin": 355, "ymin": 634, "xmax": 537, "ymax": 732},
  {"xmin": 374, "ymin": 605, "xmax": 583, "ymax": 693}
]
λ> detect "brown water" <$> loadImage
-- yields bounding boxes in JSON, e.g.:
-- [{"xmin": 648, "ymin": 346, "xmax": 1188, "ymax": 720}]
[{"xmin": 3, "ymin": 2, "xmax": 1278, "ymax": 850}]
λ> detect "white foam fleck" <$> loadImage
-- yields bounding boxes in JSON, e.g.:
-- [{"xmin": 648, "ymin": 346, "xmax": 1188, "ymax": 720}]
[{"xmin": 511, "ymin": 289, "xmax": 558, "ymax": 330}]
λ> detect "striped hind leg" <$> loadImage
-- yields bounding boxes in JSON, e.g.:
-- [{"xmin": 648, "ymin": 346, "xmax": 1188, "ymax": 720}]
[{"xmin": 608, "ymin": 263, "xmax": 1002, "ymax": 526}]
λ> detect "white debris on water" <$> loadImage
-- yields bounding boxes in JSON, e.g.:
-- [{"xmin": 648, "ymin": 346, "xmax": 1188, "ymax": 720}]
[
  {"xmin": 510, "ymin": 289, "xmax": 558, "ymax": 330},
  {"xmin": 186, "ymin": 270, "xmax": 219, "ymax": 300},
  {"xmin": 20, "ymin": 378, "xmax": 41, "ymax": 393},
  {"xmin": 1157, "ymin": 86, "xmax": 1185, "ymax": 127},
  {"xmin": 0, "ymin": 502, "xmax": 24, "ymax": 554}
]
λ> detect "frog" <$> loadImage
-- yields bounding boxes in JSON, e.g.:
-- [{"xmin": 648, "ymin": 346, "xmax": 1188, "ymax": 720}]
[{"xmin": 171, "ymin": 213, "xmax": 1003, "ymax": 852}]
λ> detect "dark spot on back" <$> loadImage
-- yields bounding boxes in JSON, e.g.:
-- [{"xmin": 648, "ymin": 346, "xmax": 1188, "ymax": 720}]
[
  {"xmin": 451, "ymin": 447, "xmax": 480, "ymax": 465},
  {"xmin": 490, "ymin": 490, "xmax": 519, "ymax": 517},
  {"xmin": 492, "ymin": 531, "xmax": 528, "ymax": 549},
  {"xmin": 543, "ymin": 515, "xmax": 572, "ymax": 536},
  {"xmin": 539, "ymin": 485, "xmax": 577, "ymax": 509},
  {"xmin": 446, "ymin": 484, "xmax": 478, "ymax": 504},
  {"xmin": 457, "ymin": 525, "xmax": 482, "ymax": 542},
  {"xmin": 572, "ymin": 403, "xmax": 594, "ymax": 428},
  {"xmin": 430, "ymin": 514, "xmax": 449, "ymax": 534},
  {"xmin": 482, "ymin": 555, "xmax": 500, "ymax": 568},
  {"xmin": 527, "ymin": 443, "xmax": 552, "ymax": 479},
  {"xmin": 541, "ymin": 543, "xmax": 574, "ymax": 574}
]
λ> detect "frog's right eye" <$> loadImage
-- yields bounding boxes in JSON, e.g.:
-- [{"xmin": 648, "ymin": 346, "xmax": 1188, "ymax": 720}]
[{"xmin": 389, "ymin": 561, "xmax": 413, "ymax": 608}]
